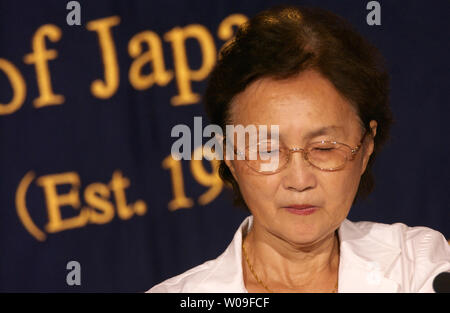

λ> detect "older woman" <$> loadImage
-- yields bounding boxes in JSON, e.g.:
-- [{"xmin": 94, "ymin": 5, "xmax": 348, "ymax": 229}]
[{"xmin": 148, "ymin": 5, "xmax": 450, "ymax": 293}]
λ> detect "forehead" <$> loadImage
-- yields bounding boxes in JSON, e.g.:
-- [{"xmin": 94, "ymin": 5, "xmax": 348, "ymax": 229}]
[{"xmin": 229, "ymin": 70, "xmax": 361, "ymax": 139}]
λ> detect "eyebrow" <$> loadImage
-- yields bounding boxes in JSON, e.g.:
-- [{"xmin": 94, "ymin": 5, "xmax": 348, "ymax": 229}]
[
  {"xmin": 303, "ymin": 125, "xmax": 345, "ymax": 140},
  {"xmin": 267, "ymin": 125, "xmax": 345, "ymax": 141}
]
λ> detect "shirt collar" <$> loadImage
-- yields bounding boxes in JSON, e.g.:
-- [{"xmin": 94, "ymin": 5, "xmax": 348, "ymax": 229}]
[{"xmin": 198, "ymin": 215, "xmax": 401, "ymax": 292}]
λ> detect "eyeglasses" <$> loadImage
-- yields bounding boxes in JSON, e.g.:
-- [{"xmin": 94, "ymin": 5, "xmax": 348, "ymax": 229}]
[{"xmin": 230, "ymin": 130, "xmax": 368, "ymax": 175}]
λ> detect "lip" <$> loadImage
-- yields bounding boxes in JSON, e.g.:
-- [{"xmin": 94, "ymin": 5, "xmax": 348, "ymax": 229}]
[{"xmin": 284, "ymin": 204, "xmax": 318, "ymax": 216}]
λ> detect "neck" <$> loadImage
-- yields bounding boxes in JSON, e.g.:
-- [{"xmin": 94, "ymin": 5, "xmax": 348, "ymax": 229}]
[{"xmin": 242, "ymin": 220, "xmax": 340, "ymax": 292}]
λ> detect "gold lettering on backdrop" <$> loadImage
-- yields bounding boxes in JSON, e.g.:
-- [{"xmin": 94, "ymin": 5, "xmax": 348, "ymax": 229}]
[
  {"xmin": 162, "ymin": 144, "xmax": 223, "ymax": 210},
  {"xmin": 164, "ymin": 24, "xmax": 216, "ymax": 106},
  {"xmin": 23, "ymin": 24, "xmax": 65, "ymax": 108},
  {"xmin": 84, "ymin": 182, "xmax": 115, "ymax": 224},
  {"xmin": 15, "ymin": 170, "xmax": 148, "ymax": 241},
  {"xmin": 109, "ymin": 170, "xmax": 135, "ymax": 220},
  {"xmin": 1, "ymin": 13, "xmax": 247, "ymax": 114},
  {"xmin": 128, "ymin": 31, "xmax": 173, "ymax": 90},
  {"xmin": 16, "ymin": 171, "xmax": 47, "ymax": 241},
  {"xmin": 190, "ymin": 146, "xmax": 222, "ymax": 205},
  {"xmin": 86, "ymin": 16, "xmax": 121, "ymax": 99},
  {"xmin": 36, "ymin": 172, "xmax": 88, "ymax": 233},
  {"xmin": 0, "ymin": 58, "xmax": 27, "ymax": 115},
  {"xmin": 217, "ymin": 13, "xmax": 248, "ymax": 54},
  {"xmin": 162, "ymin": 155, "xmax": 194, "ymax": 210},
  {"xmin": 133, "ymin": 199, "xmax": 148, "ymax": 215},
  {"xmin": 9, "ymin": 13, "xmax": 249, "ymax": 227}
]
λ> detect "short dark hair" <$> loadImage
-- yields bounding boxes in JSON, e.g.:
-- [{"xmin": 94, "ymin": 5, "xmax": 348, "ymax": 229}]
[{"xmin": 204, "ymin": 5, "xmax": 393, "ymax": 212}]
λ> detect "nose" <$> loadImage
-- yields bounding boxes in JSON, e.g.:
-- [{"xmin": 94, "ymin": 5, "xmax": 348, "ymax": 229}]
[{"xmin": 281, "ymin": 149, "xmax": 317, "ymax": 192}]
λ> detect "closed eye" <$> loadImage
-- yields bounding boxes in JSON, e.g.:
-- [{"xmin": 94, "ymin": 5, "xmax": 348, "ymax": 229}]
[{"xmin": 313, "ymin": 148, "xmax": 334, "ymax": 151}]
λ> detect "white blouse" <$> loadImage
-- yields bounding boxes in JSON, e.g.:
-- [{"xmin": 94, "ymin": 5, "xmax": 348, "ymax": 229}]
[{"xmin": 148, "ymin": 215, "xmax": 450, "ymax": 293}]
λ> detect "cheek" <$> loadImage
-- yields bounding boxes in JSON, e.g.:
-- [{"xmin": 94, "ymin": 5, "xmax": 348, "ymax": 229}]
[
  {"xmin": 233, "ymin": 161, "xmax": 280, "ymax": 208},
  {"xmin": 321, "ymin": 163, "xmax": 362, "ymax": 208}
]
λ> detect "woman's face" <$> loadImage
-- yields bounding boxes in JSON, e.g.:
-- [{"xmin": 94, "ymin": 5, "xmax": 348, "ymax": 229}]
[{"xmin": 225, "ymin": 70, "xmax": 377, "ymax": 245}]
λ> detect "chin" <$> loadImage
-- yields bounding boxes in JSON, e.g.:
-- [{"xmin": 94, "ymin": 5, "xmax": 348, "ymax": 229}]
[{"xmin": 282, "ymin": 218, "xmax": 326, "ymax": 244}]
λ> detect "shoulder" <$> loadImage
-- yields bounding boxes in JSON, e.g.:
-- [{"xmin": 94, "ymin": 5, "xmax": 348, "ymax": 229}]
[
  {"xmin": 147, "ymin": 216, "xmax": 251, "ymax": 293},
  {"xmin": 348, "ymin": 219, "xmax": 449, "ymax": 255},
  {"xmin": 147, "ymin": 258, "xmax": 223, "ymax": 293},
  {"xmin": 343, "ymin": 219, "xmax": 450, "ymax": 292}
]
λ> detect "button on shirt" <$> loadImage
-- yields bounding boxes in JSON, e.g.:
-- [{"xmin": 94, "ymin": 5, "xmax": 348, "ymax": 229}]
[{"xmin": 148, "ymin": 215, "xmax": 450, "ymax": 293}]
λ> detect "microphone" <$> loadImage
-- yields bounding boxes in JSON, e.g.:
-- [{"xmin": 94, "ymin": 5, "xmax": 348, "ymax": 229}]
[{"xmin": 433, "ymin": 272, "xmax": 450, "ymax": 293}]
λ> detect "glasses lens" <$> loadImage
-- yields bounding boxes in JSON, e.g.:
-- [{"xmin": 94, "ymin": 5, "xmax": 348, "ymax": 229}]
[
  {"xmin": 306, "ymin": 142, "xmax": 349, "ymax": 170},
  {"xmin": 245, "ymin": 140, "xmax": 287, "ymax": 173},
  {"xmin": 243, "ymin": 141, "xmax": 351, "ymax": 173}
]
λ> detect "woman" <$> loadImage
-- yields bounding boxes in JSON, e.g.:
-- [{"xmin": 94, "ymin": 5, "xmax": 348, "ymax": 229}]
[{"xmin": 148, "ymin": 5, "xmax": 450, "ymax": 293}]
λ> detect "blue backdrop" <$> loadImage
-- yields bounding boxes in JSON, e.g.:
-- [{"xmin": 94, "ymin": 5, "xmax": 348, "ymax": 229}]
[{"xmin": 0, "ymin": 0, "xmax": 449, "ymax": 292}]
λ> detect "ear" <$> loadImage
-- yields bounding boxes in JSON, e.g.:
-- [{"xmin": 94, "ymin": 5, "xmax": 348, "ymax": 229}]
[{"xmin": 360, "ymin": 120, "xmax": 377, "ymax": 175}]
